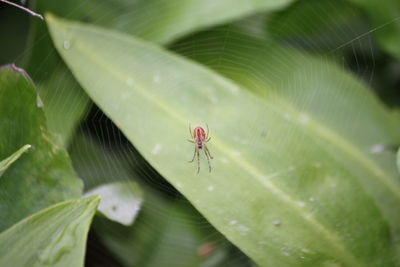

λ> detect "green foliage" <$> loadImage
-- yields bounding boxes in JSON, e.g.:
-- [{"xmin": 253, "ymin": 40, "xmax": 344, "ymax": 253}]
[
  {"xmin": 266, "ymin": 0, "xmax": 367, "ymax": 51},
  {"xmin": 94, "ymin": 190, "xmax": 233, "ymax": 267},
  {"xmin": 47, "ymin": 14, "xmax": 399, "ymax": 266},
  {"xmin": 26, "ymin": 0, "xmax": 292, "ymax": 146},
  {"xmin": 0, "ymin": 196, "xmax": 99, "ymax": 267},
  {"xmin": 2, "ymin": 1, "xmax": 400, "ymax": 266},
  {"xmin": 0, "ymin": 65, "xmax": 82, "ymax": 231},
  {"xmin": 348, "ymin": 0, "xmax": 400, "ymax": 59}
]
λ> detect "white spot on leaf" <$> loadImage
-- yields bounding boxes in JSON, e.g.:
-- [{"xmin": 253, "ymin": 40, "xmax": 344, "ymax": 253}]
[
  {"xmin": 298, "ymin": 113, "xmax": 310, "ymax": 124},
  {"xmin": 63, "ymin": 40, "xmax": 71, "ymax": 50},
  {"xmin": 296, "ymin": 201, "xmax": 305, "ymax": 207},
  {"xmin": 273, "ymin": 221, "xmax": 281, "ymax": 226},
  {"xmin": 151, "ymin": 144, "xmax": 161, "ymax": 154},
  {"xmin": 231, "ymin": 151, "xmax": 240, "ymax": 156},
  {"xmin": 236, "ymin": 225, "xmax": 250, "ymax": 235}
]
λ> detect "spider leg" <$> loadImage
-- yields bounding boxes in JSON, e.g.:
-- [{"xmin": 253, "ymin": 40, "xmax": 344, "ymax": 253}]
[
  {"xmin": 204, "ymin": 148, "xmax": 212, "ymax": 172},
  {"xmin": 187, "ymin": 139, "xmax": 195, "ymax": 143},
  {"xmin": 189, "ymin": 147, "xmax": 197, "ymax": 163},
  {"xmin": 197, "ymin": 149, "xmax": 200, "ymax": 174},
  {"xmin": 189, "ymin": 123, "xmax": 193, "ymax": 139},
  {"xmin": 205, "ymin": 136, "xmax": 211, "ymax": 142},
  {"xmin": 205, "ymin": 145, "xmax": 214, "ymax": 159},
  {"xmin": 206, "ymin": 123, "xmax": 210, "ymax": 138}
]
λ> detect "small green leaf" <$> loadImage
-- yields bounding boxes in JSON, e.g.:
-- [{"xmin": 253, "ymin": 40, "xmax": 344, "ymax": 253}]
[
  {"xmin": 47, "ymin": 15, "xmax": 397, "ymax": 266},
  {"xmin": 0, "ymin": 65, "xmax": 82, "ymax": 231},
  {"xmin": 0, "ymin": 144, "xmax": 31, "ymax": 178},
  {"xmin": 0, "ymin": 196, "xmax": 99, "ymax": 267},
  {"xmin": 84, "ymin": 182, "xmax": 143, "ymax": 226}
]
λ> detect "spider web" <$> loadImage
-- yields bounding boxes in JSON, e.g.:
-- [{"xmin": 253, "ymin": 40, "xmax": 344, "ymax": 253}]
[{"xmin": 1, "ymin": 0, "xmax": 400, "ymax": 266}]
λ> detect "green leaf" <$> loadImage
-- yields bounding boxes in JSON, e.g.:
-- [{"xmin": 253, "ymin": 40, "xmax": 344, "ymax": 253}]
[
  {"xmin": 25, "ymin": 0, "xmax": 293, "ymax": 145},
  {"xmin": 89, "ymin": 0, "xmax": 294, "ymax": 44},
  {"xmin": 266, "ymin": 0, "xmax": 367, "ymax": 51},
  {"xmin": 84, "ymin": 182, "xmax": 143, "ymax": 226},
  {"xmin": 0, "ymin": 65, "xmax": 82, "ymax": 231},
  {"xmin": 0, "ymin": 144, "xmax": 31, "ymax": 178},
  {"xmin": 174, "ymin": 28, "xmax": 400, "ymax": 260},
  {"xmin": 173, "ymin": 28, "xmax": 400, "ymax": 232},
  {"xmin": 0, "ymin": 196, "xmax": 99, "ymax": 267},
  {"xmin": 347, "ymin": 0, "xmax": 400, "ymax": 59},
  {"xmin": 47, "ymin": 15, "xmax": 397, "ymax": 266}
]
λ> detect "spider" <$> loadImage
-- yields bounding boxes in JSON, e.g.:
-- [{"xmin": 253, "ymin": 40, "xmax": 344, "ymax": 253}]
[{"xmin": 188, "ymin": 124, "xmax": 213, "ymax": 173}]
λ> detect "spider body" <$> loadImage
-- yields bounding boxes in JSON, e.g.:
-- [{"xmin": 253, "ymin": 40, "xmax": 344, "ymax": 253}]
[
  {"xmin": 193, "ymin": 126, "xmax": 206, "ymax": 149},
  {"xmin": 188, "ymin": 124, "xmax": 213, "ymax": 173}
]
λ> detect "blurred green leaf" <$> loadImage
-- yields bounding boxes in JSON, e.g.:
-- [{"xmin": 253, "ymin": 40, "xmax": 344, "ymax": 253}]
[
  {"xmin": 35, "ymin": 65, "xmax": 90, "ymax": 146},
  {"xmin": 84, "ymin": 182, "xmax": 143, "ymax": 226},
  {"xmin": 88, "ymin": 0, "xmax": 294, "ymax": 45},
  {"xmin": 69, "ymin": 132, "xmax": 137, "ymax": 190},
  {"xmin": 266, "ymin": 0, "xmax": 367, "ymax": 51},
  {"xmin": 0, "ymin": 65, "xmax": 82, "ymax": 231},
  {"xmin": 94, "ymin": 190, "xmax": 233, "ymax": 267},
  {"xmin": 0, "ymin": 196, "xmax": 99, "ymax": 267},
  {"xmin": 347, "ymin": 0, "xmax": 400, "ymax": 59},
  {"xmin": 0, "ymin": 144, "xmax": 31, "ymax": 178},
  {"xmin": 48, "ymin": 15, "xmax": 398, "ymax": 266}
]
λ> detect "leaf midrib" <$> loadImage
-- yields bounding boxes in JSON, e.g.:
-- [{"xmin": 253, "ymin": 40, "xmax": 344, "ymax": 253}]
[
  {"xmin": 264, "ymin": 96, "xmax": 400, "ymax": 200},
  {"xmin": 61, "ymin": 24, "xmax": 363, "ymax": 266}
]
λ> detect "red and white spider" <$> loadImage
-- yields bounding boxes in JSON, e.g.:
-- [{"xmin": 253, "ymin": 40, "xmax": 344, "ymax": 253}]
[{"xmin": 188, "ymin": 124, "xmax": 213, "ymax": 173}]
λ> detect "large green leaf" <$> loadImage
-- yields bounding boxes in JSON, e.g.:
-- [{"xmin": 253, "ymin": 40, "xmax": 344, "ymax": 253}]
[
  {"xmin": 47, "ymin": 15, "xmax": 397, "ymax": 266},
  {"xmin": 0, "ymin": 196, "xmax": 99, "ymax": 267},
  {"xmin": 0, "ymin": 65, "xmax": 82, "ymax": 231},
  {"xmin": 26, "ymin": 0, "xmax": 292, "ymax": 146},
  {"xmin": 173, "ymin": 28, "xmax": 400, "ymax": 244},
  {"xmin": 0, "ymin": 144, "xmax": 31, "ymax": 178},
  {"xmin": 347, "ymin": 0, "xmax": 400, "ymax": 59}
]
